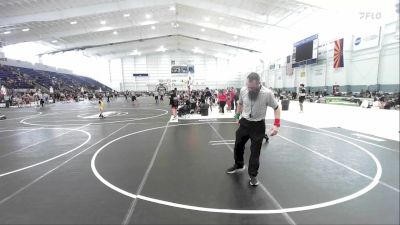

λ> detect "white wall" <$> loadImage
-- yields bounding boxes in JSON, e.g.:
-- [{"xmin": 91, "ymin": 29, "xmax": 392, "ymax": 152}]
[
  {"xmin": 266, "ymin": 20, "xmax": 399, "ymax": 92},
  {"xmin": 117, "ymin": 51, "xmax": 250, "ymax": 92}
]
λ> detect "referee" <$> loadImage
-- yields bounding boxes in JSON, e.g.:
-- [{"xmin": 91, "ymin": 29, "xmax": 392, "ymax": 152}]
[{"xmin": 227, "ymin": 72, "xmax": 281, "ymax": 186}]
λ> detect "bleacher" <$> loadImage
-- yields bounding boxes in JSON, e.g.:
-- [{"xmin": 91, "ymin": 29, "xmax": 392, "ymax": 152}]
[
  {"xmin": 0, "ymin": 64, "xmax": 112, "ymax": 92},
  {"xmin": 0, "ymin": 65, "xmax": 34, "ymax": 89}
]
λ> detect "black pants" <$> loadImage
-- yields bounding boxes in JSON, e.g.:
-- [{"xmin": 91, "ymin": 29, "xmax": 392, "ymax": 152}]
[
  {"xmin": 219, "ymin": 101, "xmax": 226, "ymax": 113},
  {"xmin": 231, "ymin": 99, "xmax": 235, "ymax": 110},
  {"xmin": 233, "ymin": 118, "xmax": 265, "ymax": 177}
]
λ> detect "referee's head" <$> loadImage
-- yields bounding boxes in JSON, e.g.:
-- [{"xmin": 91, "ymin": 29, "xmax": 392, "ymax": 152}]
[{"xmin": 246, "ymin": 72, "xmax": 261, "ymax": 91}]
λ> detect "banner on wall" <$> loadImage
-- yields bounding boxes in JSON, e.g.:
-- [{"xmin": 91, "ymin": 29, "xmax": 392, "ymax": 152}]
[
  {"xmin": 312, "ymin": 66, "xmax": 326, "ymax": 76},
  {"xmin": 300, "ymin": 70, "xmax": 306, "ymax": 78},
  {"xmin": 269, "ymin": 64, "xmax": 275, "ymax": 70},
  {"xmin": 352, "ymin": 27, "xmax": 381, "ymax": 51},
  {"xmin": 286, "ymin": 55, "xmax": 293, "ymax": 75},
  {"xmin": 317, "ymin": 41, "xmax": 334, "ymax": 60},
  {"xmin": 334, "ymin": 38, "xmax": 344, "ymax": 68}
]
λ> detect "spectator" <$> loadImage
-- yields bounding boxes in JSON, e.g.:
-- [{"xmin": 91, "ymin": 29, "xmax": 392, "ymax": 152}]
[
  {"xmin": 230, "ymin": 87, "xmax": 235, "ymax": 110},
  {"xmin": 218, "ymin": 89, "xmax": 227, "ymax": 114}
]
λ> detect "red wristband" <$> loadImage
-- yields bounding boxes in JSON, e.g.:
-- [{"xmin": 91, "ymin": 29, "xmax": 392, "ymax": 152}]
[{"xmin": 274, "ymin": 119, "xmax": 280, "ymax": 127}]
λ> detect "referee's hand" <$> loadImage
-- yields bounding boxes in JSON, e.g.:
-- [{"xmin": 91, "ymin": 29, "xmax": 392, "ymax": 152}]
[
  {"xmin": 234, "ymin": 113, "xmax": 240, "ymax": 125},
  {"xmin": 270, "ymin": 125, "xmax": 279, "ymax": 136}
]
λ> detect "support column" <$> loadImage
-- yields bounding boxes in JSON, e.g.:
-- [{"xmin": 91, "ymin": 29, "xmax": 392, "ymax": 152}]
[{"xmin": 120, "ymin": 58, "xmax": 125, "ymax": 91}]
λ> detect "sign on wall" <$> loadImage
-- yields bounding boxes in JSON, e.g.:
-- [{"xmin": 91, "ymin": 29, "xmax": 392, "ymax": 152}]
[
  {"xmin": 286, "ymin": 55, "xmax": 293, "ymax": 75},
  {"xmin": 171, "ymin": 65, "xmax": 194, "ymax": 74},
  {"xmin": 300, "ymin": 70, "xmax": 306, "ymax": 78},
  {"xmin": 352, "ymin": 27, "xmax": 381, "ymax": 51},
  {"xmin": 133, "ymin": 73, "xmax": 148, "ymax": 77},
  {"xmin": 312, "ymin": 66, "xmax": 326, "ymax": 76}
]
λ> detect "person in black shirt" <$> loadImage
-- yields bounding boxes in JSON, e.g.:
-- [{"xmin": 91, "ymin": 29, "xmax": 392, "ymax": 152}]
[
  {"xmin": 170, "ymin": 88, "xmax": 179, "ymax": 120},
  {"xmin": 298, "ymin": 84, "xmax": 306, "ymax": 113},
  {"xmin": 205, "ymin": 87, "xmax": 212, "ymax": 99}
]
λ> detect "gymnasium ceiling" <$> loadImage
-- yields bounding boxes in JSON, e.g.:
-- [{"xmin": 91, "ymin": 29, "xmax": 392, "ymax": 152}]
[{"xmin": 0, "ymin": 0, "xmax": 396, "ymax": 59}]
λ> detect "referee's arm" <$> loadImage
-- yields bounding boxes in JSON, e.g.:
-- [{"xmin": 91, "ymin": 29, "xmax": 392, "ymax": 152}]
[
  {"xmin": 234, "ymin": 93, "xmax": 243, "ymax": 124},
  {"xmin": 236, "ymin": 102, "xmax": 243, "ymax": 114},
  {"xmin": 273, "ymin": 104, "xmax": 281, "ymax": 121}
]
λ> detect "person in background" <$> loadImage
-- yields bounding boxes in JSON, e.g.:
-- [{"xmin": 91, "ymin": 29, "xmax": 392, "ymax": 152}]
[
  {"xmin": 226, "ymin": 95, "xmax": 232, "ymax": 113},
  {"xmin": 154, "ymin": 91, "xmax": 159, "ymax": 104},
  {"xmin": 214, "ymin": 89, "xmax": 219, "ymax": 106},
  {"xmin": 234, "ymin": 89, "xmax": 240, "ymax": 110},
  {"xmin": 170, "ymin": 88, "xmax": 179, "ymax": 120},
  {"xmin": 230, "ymin": 87, "xmax": 236, "ymax": 111},
  {"xmin": 218, "ymin": 89, "xmax": 227, "ymax": 114},
  {"xmin": 160, "ymin": 90, "xmax": 165, "ymax": 102},
  {"xmin": 204, "ymin": 87, "xmax": 213, "ymax": 112},
  {"xmin": 298, "ymin": 84, "xmax": 306, "ymax": 113},
  {"xmin": 98, "ymin": 97, "xmax": 105, "ymax": 118},
  {"xmin": 131, "ymin": 92, "xmax": 136, "ymax": 104}
]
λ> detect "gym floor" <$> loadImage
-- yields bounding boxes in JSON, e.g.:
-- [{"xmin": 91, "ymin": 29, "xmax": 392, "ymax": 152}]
[{"xmin": 0, "ymin": 97, "xmax": 398, "ymax": 225}]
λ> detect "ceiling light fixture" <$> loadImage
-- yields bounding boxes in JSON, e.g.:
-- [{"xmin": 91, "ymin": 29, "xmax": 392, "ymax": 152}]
[
  {"xmin": 70, "ymin": 21, "xmax": 77, "ymax": 25},
  {"xmin": 151, "ymin": 25, "xmax": 156, "ymax": 30},
  {"xmin": 193, "ymin": 47, "xmax": 203, "ymax": 54},
  {"xmin": 171, "ymin": 22, "xmax": 179, "ymax": 28},
  {"xmin": 22, "ymin": 28, "xmax": 30, "ymax": 32},
  {"xmin": 233, "ymin": 35, "xmax": 238, "ymax": 39},
  {"xmin": 201, "ymin": 28, "xmax": 206, "ymax": 32},
  {"xmin": 157, "ymin": 46, "xmax": 167, "ymax": 52},
  {"xmin": 3, "ymin": 31, "xmax": 11, "ymax": 34},
  {"xmin": 123, "ymin": 13, "xmax": 130, "ymax": 17},
  {"xmin": 113, "ymin": 31, "xmax": 118, "ymax": 35},
  {"xmin": 97, "ymin": 26, "xmax": 113, "ymax": 32},
  {"xmin": 145, "ymin": 14, "xmax": 152, "ymax": 19},
  {"xmin": 139, "ymin": 20, "xmax": 158, "ymax": 26},
  {"xmin": 204, "ymin": 17, "xmax": 210, "ymax": 21},
  {"xmin": 51, "ymin": 40, "xmax": 58, "ymax": 43},
  {"xmin": 169, "ymin": 6, "xmax": 176, "ymax": 11},
  {"xmin": 129, "ymin": 49, "xmax": 141, "ymax": 56},
  {"xmin": 100, "ymin": 20, "xmax": 106, "ymax": 25},
  {"xmin": 218, "ymin": 17, "xmax": 224, "ymax": 20}
]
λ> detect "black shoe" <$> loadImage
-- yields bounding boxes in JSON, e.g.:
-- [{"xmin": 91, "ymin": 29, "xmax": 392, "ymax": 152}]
[
  {"xmin": 264, "ymin": 134, "xmax": 269, "ymax": 143},
  {"xmin": 226, "ymin": 164, "xmax": 246, "ymax": 174},
  {"xmin": 249, "ymin": 176, "xmax": 259, "ymax": 186}
]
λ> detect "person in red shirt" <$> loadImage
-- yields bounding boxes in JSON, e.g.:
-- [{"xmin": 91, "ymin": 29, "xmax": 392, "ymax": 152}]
[
  {"xmin": 218, "ymin": 89, "xmax": 227, "ymax": 113},
  {"xmin": 226, "ymin": 95, "xmax": 232, "ymax": 113},
  {"xmin": 230, "ymin": 87, "xmax": 235, "ymax": 110}
]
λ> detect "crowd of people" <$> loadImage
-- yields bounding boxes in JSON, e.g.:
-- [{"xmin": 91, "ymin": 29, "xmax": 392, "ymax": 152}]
[{"xmin": 164, "ymin": 87, "xmax": 240, "ymax": 120}]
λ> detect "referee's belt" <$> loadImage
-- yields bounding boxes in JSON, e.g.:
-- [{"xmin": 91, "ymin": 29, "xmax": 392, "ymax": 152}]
[{"xmin": 240, "ymin": 118, "xmax": 265, "ymax": 123}]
